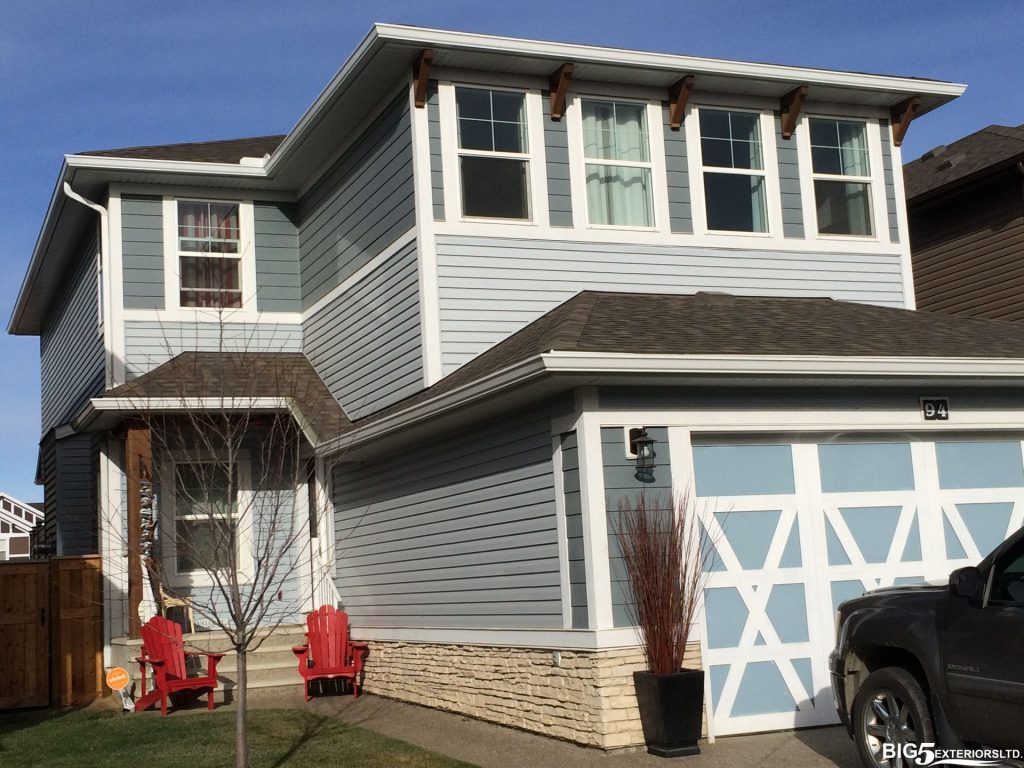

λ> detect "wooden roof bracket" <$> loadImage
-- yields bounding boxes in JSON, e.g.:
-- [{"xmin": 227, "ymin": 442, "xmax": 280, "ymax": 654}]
[
  {"xmin": 413, "ymin": 49, "xmax": 433, "ymax": 108},
  {"xmin": 780, "ymin": 85, "xmax": 808, "ymax": 139},
  {"xmin": 548, "ymin": 63, "xmax": 573, "ymax": 120},
  {"xmin": 891, "ymin": 95, "xmax": 922, "ymax": 147},
  {"xmin": 668, "ymin": 75, "xmax": 695, "ymax": 130}
]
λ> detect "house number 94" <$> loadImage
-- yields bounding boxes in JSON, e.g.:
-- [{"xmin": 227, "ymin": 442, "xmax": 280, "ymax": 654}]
[{"xmin": 921, "ymin": 398, "xmax": 949, "ymax": 421}]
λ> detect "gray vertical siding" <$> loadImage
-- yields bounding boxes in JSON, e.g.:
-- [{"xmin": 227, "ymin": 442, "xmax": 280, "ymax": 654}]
[
  {"xmin": 879, "ymin": 119, "xmax": 900, "ymax": 243},
  {"xmin": 436, "ymin": 234, "xmax": 908, "ymax": 373},
  {"xmin": 662, "ymin": 104, "xmax": 693, "ymax": 234},
  {"xmin": 123, "ymin": 320, "xmax": 302, "ymax": 378},
  {"xmin": 254, "ymin": 202, "xmax": 301, "ymax": 312},
  {"xmin": 775, "ymin": 113, "xmax": 805, "ymax": 238},
  {"xmin": 40, "ymin": 228, "xmax": 105, "ymax": 432},
  {"xmin": 298, "ymin": 93, "xmax": 416, "ymax": 308},
  {"xmin": 121, "ymin": 195, "xmax": 165, "ymax": 310},
  {"xmin": 302, "ymin": 241, "xmax": 423, "ymax": 420},
  {"xmin": 427, "ymin": 82, "xmax": 445, "ymax": 221},
  {"xmin": 333, "ymin": 408, "xmax": 563, "ymax": 629},
  {"xmin": 543, "ymin": 96, "xmax": 573, "ymax": 227},
  {"xmin": 561, "ymin": 431, "xmax": 587, "ymax": 629},
  {"xmin": 602, "ymin": 426, "xmax": 672, "ymax": 628}
]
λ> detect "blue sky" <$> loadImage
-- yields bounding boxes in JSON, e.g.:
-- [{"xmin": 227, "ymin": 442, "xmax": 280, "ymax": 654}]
[{"xmin": 1, "ymin": 0, "xmax": 1022, "ymax": 500}]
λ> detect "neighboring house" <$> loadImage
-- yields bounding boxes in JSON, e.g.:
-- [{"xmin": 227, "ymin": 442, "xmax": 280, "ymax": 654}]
[
  {"xmin": 14, "ymin": 24, "xmax": 1024, "ymax": 746},
  {"xmin": 0, "ymin": 493, "xmax": 43, "ymax": 560},
  {"xmin": 905, "ymin": 124, "xmax": 1024, "ymax": 319}
]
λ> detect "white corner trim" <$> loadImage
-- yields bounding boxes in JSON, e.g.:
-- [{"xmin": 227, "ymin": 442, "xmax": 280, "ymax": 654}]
[
  {"xmin": 301, "ymin": 228, "xmax": 418, "ymax": 321},
  {"xmin": 576, "ymin": 388, "xmax": 613, "ymax": 630},
  {"xmin": 550, "ymin": 436, "xmax": 573, "ymax": 629},
  {"xmin": 407, "ymin": 78, "xmax": 443, "ymax": 385}
]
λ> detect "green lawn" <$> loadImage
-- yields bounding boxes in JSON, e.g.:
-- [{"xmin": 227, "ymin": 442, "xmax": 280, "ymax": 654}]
[{"xmin": 0, "ymin": 708, "xmax": 476, "ymax": 768}]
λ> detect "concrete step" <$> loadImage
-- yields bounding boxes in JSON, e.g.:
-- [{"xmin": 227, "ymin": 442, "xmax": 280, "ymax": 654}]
[{"xmin": 215, "ymin": 659, "xmax": 303, "ymax": 692}]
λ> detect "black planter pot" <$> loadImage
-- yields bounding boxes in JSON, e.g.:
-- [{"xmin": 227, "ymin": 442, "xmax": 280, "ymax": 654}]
[{"xmin": 633, "ymin": 668, "xmax": 704, "ymax": 757}]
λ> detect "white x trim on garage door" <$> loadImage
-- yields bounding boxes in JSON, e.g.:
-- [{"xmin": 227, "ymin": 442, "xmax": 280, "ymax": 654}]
[{"xmin": 688, "ymin": 433, "xmax": 1024, "ymax": 737}]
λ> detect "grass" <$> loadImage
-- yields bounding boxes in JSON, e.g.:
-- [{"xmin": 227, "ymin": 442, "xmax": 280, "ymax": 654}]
[{"xmin": 0, "ymin": 707, "xmax": 476, "ymax": 768}]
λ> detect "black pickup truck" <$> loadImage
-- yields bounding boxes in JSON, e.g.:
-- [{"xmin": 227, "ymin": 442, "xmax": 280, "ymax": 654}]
[{"xmin": 830, "ymin": 526, "xmax": 1024, "ymax": 766}]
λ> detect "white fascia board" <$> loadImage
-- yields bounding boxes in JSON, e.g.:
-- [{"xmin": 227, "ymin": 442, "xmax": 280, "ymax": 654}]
[
  {"xmin": 540, "ymin": 351, "xmax": 1024, "ymax": 378},
  {"xmin": 319, "ymin": 351, "xmax": 1024, "ymax": 457},
  {"xmin": 66, "ymin": 154, "xmax": 269, "ymax": 179},
  {"xmin": 373, "ymin": 24, "xmax": 966, "ymax": 101},
  {"xmin": 8, "ymin": 159, "xmax": 70, "ymax": 335}
]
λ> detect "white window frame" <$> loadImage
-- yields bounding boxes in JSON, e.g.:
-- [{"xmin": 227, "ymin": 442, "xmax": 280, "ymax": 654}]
[
  {"xmin": 566, "ymin": 94, "xmax": 671, "ymax": 233},
  {"xmin": 160, "ymin": 452, "xmax": 254, "ymax": 588},
  {"xmin": 685, "ymin": 104, "xmax": 783, "ymax": 240},
  {"xmin": 161, "ymin": 197, "xmax": 257, "ymax": 314},
  {"xmin": 438, "ymin": 81, "xmax": 548, "ymax": 227},
  {"xmin": 796, "ymin": 114, "xmax": 888, "ymax": 243}
]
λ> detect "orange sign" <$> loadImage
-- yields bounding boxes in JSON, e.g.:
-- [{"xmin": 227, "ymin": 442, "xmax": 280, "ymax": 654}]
[{"xmin": 106, "ymin": 667, "xmax": 130, "ymax": 691}]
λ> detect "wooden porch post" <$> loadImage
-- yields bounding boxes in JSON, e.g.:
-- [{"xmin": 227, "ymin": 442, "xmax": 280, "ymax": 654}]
[{"xmin": 125, "ymin": 424, "xmax": 152, "ymax": 639}]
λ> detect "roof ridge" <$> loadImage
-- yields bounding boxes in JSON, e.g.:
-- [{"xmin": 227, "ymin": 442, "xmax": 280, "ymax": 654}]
[{"xmin": 78, "ymin": 134, "xmax": 286, "ymax": 157}]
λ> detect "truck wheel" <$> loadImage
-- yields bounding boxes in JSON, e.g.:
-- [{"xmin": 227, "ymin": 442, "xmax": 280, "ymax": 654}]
[{"xmin": 852, "ymin": 667, "xmax": 935, "ymax": 768}]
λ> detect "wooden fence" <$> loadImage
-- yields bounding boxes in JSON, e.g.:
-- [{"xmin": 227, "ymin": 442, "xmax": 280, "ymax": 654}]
[{"xmin": 0, "ymin": 556, "xmax": 103, "ymax": 709}]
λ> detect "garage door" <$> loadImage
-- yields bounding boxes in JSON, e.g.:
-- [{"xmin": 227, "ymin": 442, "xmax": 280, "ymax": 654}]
[{"xmin": 692, "ymin": 437, "xmax": 1024, "ymax": 737}]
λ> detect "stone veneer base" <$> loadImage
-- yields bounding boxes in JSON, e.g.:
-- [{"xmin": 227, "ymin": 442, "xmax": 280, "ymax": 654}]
[{"xmin": 360, "ymin": 640, "xmax": 703, "ymax": 750}]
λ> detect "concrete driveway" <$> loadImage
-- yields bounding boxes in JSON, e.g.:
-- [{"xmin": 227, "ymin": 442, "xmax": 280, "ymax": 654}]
[{"xmin": 247, "ymin": 687, "xmax": 862, "ymax": 768}]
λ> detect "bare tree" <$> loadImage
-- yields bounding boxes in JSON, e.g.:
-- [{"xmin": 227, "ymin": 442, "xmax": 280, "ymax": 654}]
[{"xmin": 106, "ymin": 316, "xmax": 347, "ymax": 768}]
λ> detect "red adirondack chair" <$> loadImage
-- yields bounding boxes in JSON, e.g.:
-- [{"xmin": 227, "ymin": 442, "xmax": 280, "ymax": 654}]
[
  {"xmin": 135, "ymin": 615, "xmax": 224, "ymax": 715},
  {"xmin": 292, "ymin": 606, "xmax": 369, "ymax": 701}
]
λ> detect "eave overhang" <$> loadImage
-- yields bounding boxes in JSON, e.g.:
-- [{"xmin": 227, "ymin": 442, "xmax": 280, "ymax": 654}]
[{"xmin": 317, "ymin": 352, "xmax": 1024, "ymax": 462}]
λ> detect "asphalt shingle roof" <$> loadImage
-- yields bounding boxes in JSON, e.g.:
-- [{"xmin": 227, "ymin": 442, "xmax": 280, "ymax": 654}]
[
  {"xmin": 359, "ymin": 291, "xmax": 1024, "ymax": 426},
  {"xmin": 78, "ymin": 135, "xmax": 285, "ymax": 163},
  {"xmin": 903, "ymin": 124, "xmax": 1024, "ymax": 200},
  {"xmin": 103, "ymin": 352, "xmax": 350, "ymax": 443}
]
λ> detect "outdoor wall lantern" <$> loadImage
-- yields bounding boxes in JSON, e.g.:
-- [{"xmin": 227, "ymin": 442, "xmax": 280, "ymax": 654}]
[{"xmin": 630, "ymin": 428, "xmax": 657, "ymax": 483}]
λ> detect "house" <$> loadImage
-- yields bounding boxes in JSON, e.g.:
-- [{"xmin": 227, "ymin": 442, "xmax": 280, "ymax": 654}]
[
  {"xmin": 14, "ymin": 23, "xmax": 1024, "ymax": 746},
  {"xmin": 904, "ymin": 123, "xmax": 1024, "ymax": 320},
  {"xmin": 0, "ymin": 493, "xmax": 42, "ymax": 560}
]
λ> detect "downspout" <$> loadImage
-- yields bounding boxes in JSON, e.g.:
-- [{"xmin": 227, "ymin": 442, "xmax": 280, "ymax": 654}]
[{"xmin": 61, "ymin": 182, "xmax": 117, "ymax": 670}]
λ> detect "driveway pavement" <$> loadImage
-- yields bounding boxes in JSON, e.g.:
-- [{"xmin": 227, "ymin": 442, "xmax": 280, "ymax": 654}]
[{"xmin": 245, "ymin": 687, "xmax": 861, "ymax": 768}]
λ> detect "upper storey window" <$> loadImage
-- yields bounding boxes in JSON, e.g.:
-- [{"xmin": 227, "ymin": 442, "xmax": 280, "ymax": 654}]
[
  {"xmin": 809, "ymin": 118, "xmax": 873, "ymax": 237},
  {"xmin": 455, "ymin": 87, "xmax": 530, "ymax": 220},
  {"xmin": 698, "ymin": 109, "xmax": 768, "ymax": 233},
  {"xmin": 581, "ymin": 100, "xmax": 654, "ymax": 227},
  {"xmin": 177, "ymin": 201, "xmax": 242, "ymax": 308}
]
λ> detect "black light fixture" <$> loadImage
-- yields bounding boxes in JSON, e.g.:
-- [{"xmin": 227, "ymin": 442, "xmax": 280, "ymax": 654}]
[{"xmin": 630, "ymin": 428, "xmax": 657, "ymax": 483}]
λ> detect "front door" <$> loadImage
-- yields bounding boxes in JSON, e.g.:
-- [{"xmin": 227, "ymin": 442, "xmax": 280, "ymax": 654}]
[
  {"xmin": 0, "ymin": 561, "xmax": 49, "ymax": 708},
  {"xmin": 943, "ymin": 537, "xmax": 1024, "ymax": 748}
]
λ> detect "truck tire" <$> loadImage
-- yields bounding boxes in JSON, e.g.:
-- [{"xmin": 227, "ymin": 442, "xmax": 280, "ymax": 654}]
[{"xmin": 852, "ymin": 667, "xmax": 936, "ymax": 768}]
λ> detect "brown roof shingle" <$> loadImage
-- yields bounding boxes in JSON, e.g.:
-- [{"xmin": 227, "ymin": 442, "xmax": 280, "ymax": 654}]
[
  {"xmin": 360, "ymin": 290, "xmax": 1024, "ymax": 426},
  {"xmin": 78, "ymin": 135, "xmax": 285, "ymax": 164},
  {"xmin": 903, "ymin": 124, "xmax": 1024, "ymax": 200},
  {"xmin": 103, "ymin": 352, "xmax": 350, "ymax": 443}
]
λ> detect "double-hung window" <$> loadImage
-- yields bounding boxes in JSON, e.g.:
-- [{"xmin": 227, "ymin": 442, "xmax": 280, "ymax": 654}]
[
  {"xmin": 698, "ymin": 109, "xmax": 768, "ymax": 233},
  {"xmin": 581, "ymin": 100, "xmax": 654, "ymax": 227},
  {"xmin": 455, "ymin": 87, "xmax": 531, "ymax": 220},
  {"xmin": 177, "ymin": 200, "xmax": 242, "ymax": 308},
  {"xmin": 172, "ymin": 462, "xmax": 240, "ymax": 575},
  {"xmin": 809, "ymin": 118, "xmax": 873, "ymax": 237}
]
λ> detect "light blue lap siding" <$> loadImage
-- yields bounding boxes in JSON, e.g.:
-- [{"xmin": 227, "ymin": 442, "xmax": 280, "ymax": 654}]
[
  {"xmin": 298, "ymin": 93, "xmax": 415, "ymax": 308},
  {"xmin": 879, "ymin": 119, "xmax": 900, "ymax": 244},
  {"xmin": 121, "ymin": 195, "xmax": 165, "ymax": 310},
  {"xmin": 303, "ymin": 241, "xmax": 423, "ymax": 420},
  {"xmin": 662, "ymin": 103, "xmax": 692, "ymax": 233},
  {"xmin": 123, "ymin": 320, "xmax": 302, "ymax": 377},
  {"xmin": 435, "ymin": 234, "xmax": 907, "ymax": 373},
  {"xmin": 775, "ymin": 112, "xmax": 804, "ymax": 238},
  {"xmin": 332, "ymin": 407, "xmax": 563, "ymax": 629},
  {"xmin": 427, "ymin": 81, "xmax": 445, "ymax": 221},
  {"xmin": 543, "ymin": 95, "xmax": 573, "ymax": 227},
  {"xmin": 254, "ymin": 202, "xmax": 300, "ymax": 312},
  {"xmin": 602, "ymin": 426, "xmax": 673, "ymax": 628},
  {"xmin": 40, "ymin": 228, "xmax": 105, "ymax": 433},
  {"xmin": 561, "ymin": 432, "xmax": 587, "ymax": 628}
]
